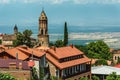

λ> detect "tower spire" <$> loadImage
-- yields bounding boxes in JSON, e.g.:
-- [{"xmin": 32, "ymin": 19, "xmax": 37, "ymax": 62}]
[
  {"xmin": 14, "ymin": 24, "xmax": 18, "ymax": 34},
  {"xmin": 42, "ymin": 7, "xmax": 44, "ymax": 11}
]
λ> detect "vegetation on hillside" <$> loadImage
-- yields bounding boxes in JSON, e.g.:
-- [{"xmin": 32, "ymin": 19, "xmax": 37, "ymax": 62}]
[
  {"xmin": 13, "ymin": 29, "xmax": 33, "ymax": 48},
  {"xmin": 75, "ymin": 40, "xmax": 112, "ymax": 60},
  {"xmin": 95, "ymin": 59, "xmax": 108, "ymax": 66}
]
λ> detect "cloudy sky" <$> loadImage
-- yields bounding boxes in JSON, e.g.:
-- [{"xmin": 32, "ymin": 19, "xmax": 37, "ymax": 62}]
[{"xmin": 0, "ymin": 0, "xmax": 120, "ymax": 26}]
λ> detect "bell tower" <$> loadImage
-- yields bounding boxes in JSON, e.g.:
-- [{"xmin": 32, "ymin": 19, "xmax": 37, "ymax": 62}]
[{"xmin": 38, "ymin": 10, "xmax": 49, "ymax": 47}]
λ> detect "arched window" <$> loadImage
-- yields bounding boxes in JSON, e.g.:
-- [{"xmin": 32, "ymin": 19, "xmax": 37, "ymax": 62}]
[
  {"xmin": 41, "ymin": 29, "xmax": 43, "ymax": 35},
  {"xmin": 115, "ymin": 56, "xmax": 117, "ymax": 60}
]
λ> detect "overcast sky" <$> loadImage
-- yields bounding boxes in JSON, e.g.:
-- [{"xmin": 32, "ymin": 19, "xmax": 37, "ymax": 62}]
[{"xmin": 0, "ymin": 0, "xmax": 120, "ymax": 27}]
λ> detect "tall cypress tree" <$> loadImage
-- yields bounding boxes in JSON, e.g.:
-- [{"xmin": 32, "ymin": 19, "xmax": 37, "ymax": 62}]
[{"xmin": 64, "ymin": 22, "xmax": 68, "ymax": 46}]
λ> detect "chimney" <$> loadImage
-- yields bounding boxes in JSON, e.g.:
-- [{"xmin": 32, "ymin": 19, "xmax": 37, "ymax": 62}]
[{"xmin": 70, "ymin": 44, "xmax": 73, "ymax": 48}]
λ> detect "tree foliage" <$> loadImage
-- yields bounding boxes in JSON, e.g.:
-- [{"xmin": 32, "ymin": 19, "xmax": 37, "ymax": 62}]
[
  {"xmin": 40, "ymin": 66, "xmax": 44, "ymax": 80},
  {"xmin": 95, "ymin": 59, "xmax": 108, "ymax": 66},
  {"xmin": 55, "ymin": 40, "xmax": 64, "ymax": 47},
  {"xmin": 117, "ymin": 57, "xmax": 120, "ymax": 64},
  {"xmin": 92, "ymin": 75, "xmax": 100, "ymax": 80},
  {"xmin": 64, "ymin": 22, "xmax": 68, "ymax": 46},
  {"xmin": 86, "ymin": 40, "xmax": 112, "ymax": 60},
  {"xmin": 31, "ymin": 67, "xmax": 39, "ymax": 80},
  {"xmin": 106, "ymin": 72, "xmax": 120, "ymax": 80},
  {"xmin": 75, "ymin": 45, "xmax": 88, "ymax": 54},
  {"xmin": 0, "ymin": 73, "xmax": 16, "ymax": 80},
  {"xmin": 80, "ymin": 77, "xmax": 89, "ymax": 80},
  {"xmin": 13, "ymin": 29, "xmax": 33, "ymax": 47}
]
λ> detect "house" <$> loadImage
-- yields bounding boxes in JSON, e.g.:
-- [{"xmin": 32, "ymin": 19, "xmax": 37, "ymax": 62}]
[
  {"xmin": 92, "ymin": 66, "xmax": 120, "ymax": 80},
  {"xmin": 0, "ymin": 59, "xmax": 30, "ymax": 79},
  {"xmin": 112, "ymin": 49, "xmax": 120, "ymax": 64},
  {"xmin": 0, "ymin": 45, "xmax": 47, "ymax": 79},
  {"xmin": 2, "ymin": 25, "xmax": 18, "ymax": 48},
  {"xmin": 46, "ymin": 45, "xmax": 91, "ymax": 80},
  {"xmin": 0, "ymin": 33, "xmax": 3, "ymax": 40}
]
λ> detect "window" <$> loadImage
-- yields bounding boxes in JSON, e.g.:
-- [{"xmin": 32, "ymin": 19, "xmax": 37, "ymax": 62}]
[{"xmin": 115, "ymin": 56, "xmax": 117, "ymax": 60}]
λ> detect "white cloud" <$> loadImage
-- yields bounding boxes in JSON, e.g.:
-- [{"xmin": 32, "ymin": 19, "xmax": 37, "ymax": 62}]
[
  {"xmin": 0, "ymin": 0, "xmax": 10, "ymax": 4},
  {"xmin": 0, "ymin": 0, "xmax": 120, "ymax": 4},
  {"xmin": 73, "ymin": 0, "xmax": 120, "ymax": 4},
  {"xmin": 21, "ymin": 0, "xmax": 39, "ymax": 3}
]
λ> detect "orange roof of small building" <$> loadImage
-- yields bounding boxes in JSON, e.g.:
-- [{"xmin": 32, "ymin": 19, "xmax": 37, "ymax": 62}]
[
  {"xmin": 114, "ymin": 64, "xmax": 120, "ymax": 68},
  {"xmin": 4, "ymin": 46, "xmax": 45, "ymax": 60},
  {"xmin": 0, "ymin": 45, "xmax": 8, "ymax": 50},
  {"xmin": 47, "ymin": 46, "xmax": 84, "ymax": 59},
  {"xmin": 28, "ymin": 60, "xmax": 35, "ymax": 67},
  {"xmin": 0, "ymin": 45, "xmax": 8, "ymax": 53},
  {"xmin": 16, "ymin": 46, "xmax": 45, "ymax": 57}
]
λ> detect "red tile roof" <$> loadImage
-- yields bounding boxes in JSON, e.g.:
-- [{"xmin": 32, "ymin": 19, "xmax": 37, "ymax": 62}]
[
  {"xmin": 0, "ymin": 45, "xmax": 8, "ymax": 50},
  {"xmin": 4, "ymin": 46, "xmax": 45, "ymax": 60},
  {"xmin": 46, "ymin": 46, "xmax": 90, "ymax": 70},
  {"xmin": 5, "ymin": 48, "xmax": 29, "ymax": 60},
  {"xmin": 114, "ymin": 64, "xmax": 120, "ymax": 68},
  {"xmin": 0, "ymin": 45, "xmax": 8, "ymax": 53},
  {"xmin": 47, "ymin": 53, "xmax": 90, "ymax": 70},
  {"xmin": 47, "ymin": 46, "xmax": 84, "ymax": 59}
]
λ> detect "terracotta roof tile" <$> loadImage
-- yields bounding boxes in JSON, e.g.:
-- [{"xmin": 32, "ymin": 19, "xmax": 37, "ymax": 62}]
[
  {"xmin": 48, "ymin": 46, "xmax": 84, "ymax": 59},
  {"xmin": 4, "ymin": 46, "xmax": 45, "ymax": 60},
  {"xmin": 0, "ymin": 45, "xmax": 8, "ymax": 50},
  {"xmin": 5, "ymin": 48, "xmax": 29, "ymax": 60},
  {"xmin": 46, "ymin": 46, "xmax": 90, "ymax": 70},
  {"xmin": 0, "ymin": 45, "xmax": 8, "ymax": 53},
  {"xmin": 46, "ymin": 53, "xmax": 90, "ymax": 70},
  {"xmin": 16, "ymin": 46, "xmax": 45, "ymax": 57}
]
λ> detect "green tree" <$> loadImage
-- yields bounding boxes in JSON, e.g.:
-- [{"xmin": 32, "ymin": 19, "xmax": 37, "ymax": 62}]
[
  {"xmin": 92, "ymin": 75, "xmax": 100, "ymax": 80},
  {"xmin": 40, "ymin": 66, "xmax": 44, "ymax": 80},
  {"xmin": 106, "ymin": 72, "xmax": 120, "ymax": 80},
  {"xmin": 13, "ymin": 29, "xmax": 33, "ymax": 47},
  {"xmin": 117, "ymin": 57, "xmax": 120, "ymax": 64},
  {"xmin": 75, "ymin": 45, "xmax": 88, "ymax": 55},
  {"xmin": 86, "ymin": 40, "xmax": 112, "ymax": 60},
  {"xmin": 31, "ymin": 67, "xmax": 39, "ymax": 80},
  {"xmin": 55, "ymin": 40, "xmax": 64, "ymax": 47},
  {"xmin": 64, "ymin": 22, "xmax": 68, "ymax": 46},
  {"xmin": 95, "ymin": 59, "xmax": 108, "ymax": 66}
]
